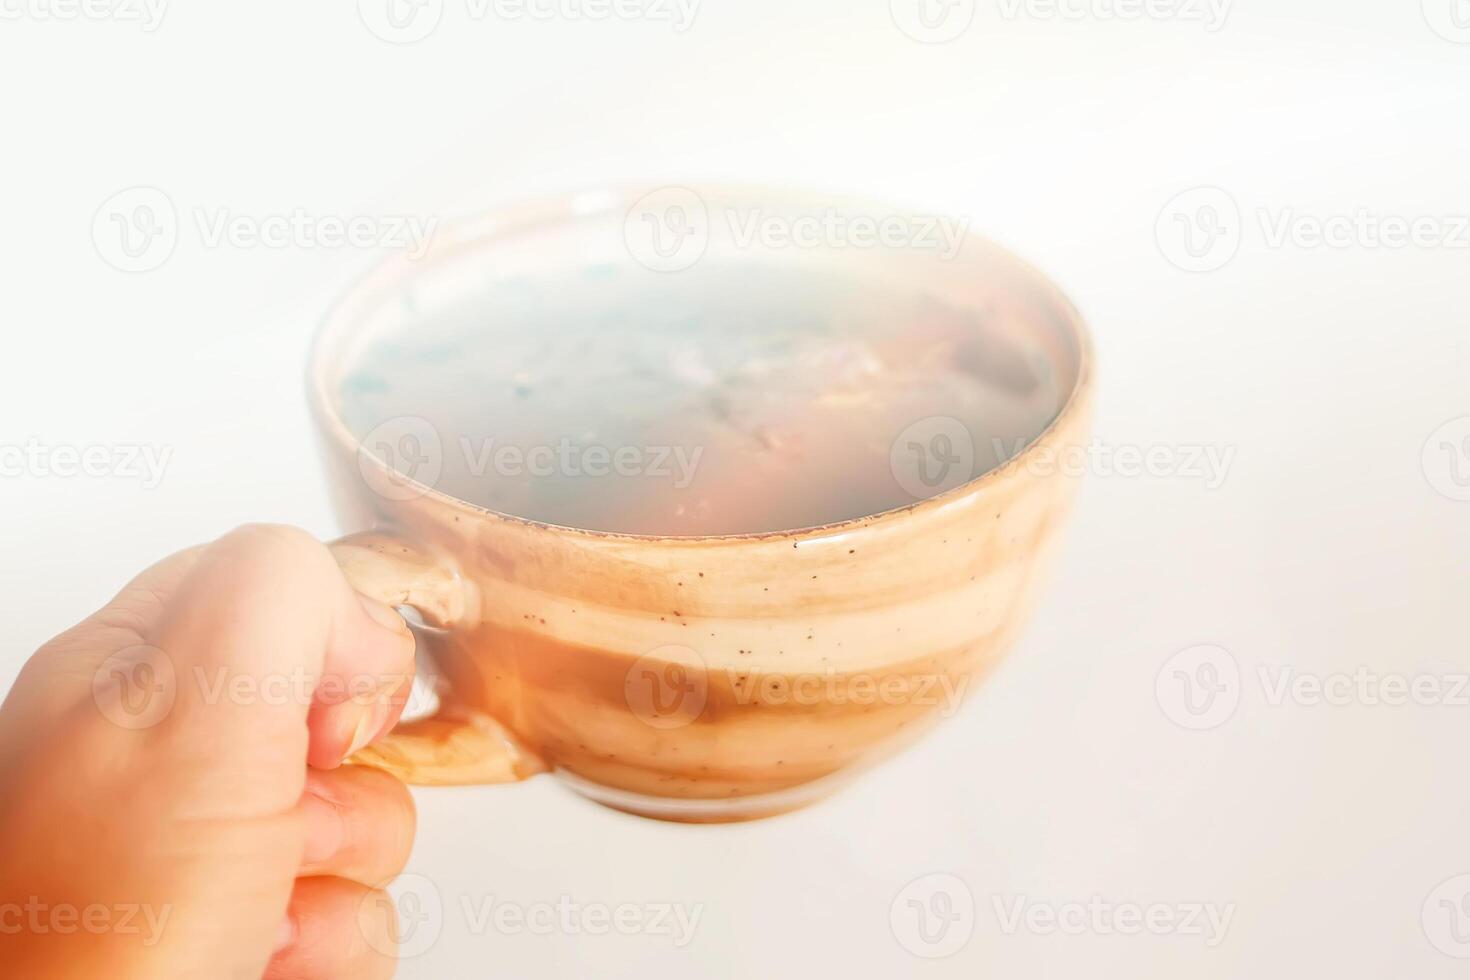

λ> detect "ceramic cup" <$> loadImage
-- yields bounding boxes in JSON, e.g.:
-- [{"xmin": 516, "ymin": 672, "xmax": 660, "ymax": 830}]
[{"xmin": 308, "ymin": 185, "xmax": 1094, "ymax": 822}]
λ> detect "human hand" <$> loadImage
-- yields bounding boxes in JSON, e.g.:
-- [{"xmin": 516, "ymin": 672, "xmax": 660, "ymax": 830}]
[{"xmin": 0, "ymin": 524, "xmax": 420, "ymax": 979}]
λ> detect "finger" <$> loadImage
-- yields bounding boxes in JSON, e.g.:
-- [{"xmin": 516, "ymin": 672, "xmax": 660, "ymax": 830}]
[
  {"xmin": 304, "ymin": 649, "xmax": 416, "ymax": 772},
  {"xmin": 0, "ymin": 545, "xmax": 208, "ymax": 743},
  {"xmin": 266, "ymin": 877, "xmax": 399, "ymax": 980},
  {"xmin": 143, "ymin": 524, "xmax": 415, "ymax": 812},
  {"xmin": 86, "ymin": 544, "xmax": 207, "ymax": 637},
  {"xmin": 298, "ymin": 765, "xmax": 416, "ymax": 886},
  {"xmin": 13, "ymin": 544, "xmax": 203, "ymax": 688}
]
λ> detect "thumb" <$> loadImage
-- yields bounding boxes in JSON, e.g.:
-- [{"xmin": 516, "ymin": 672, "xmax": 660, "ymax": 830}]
[{"xmin": 91, "ymin": 524, "xmax": 416, "ymax": 817}]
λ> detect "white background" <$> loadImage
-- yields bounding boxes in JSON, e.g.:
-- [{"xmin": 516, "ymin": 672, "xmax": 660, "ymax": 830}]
[{"xmin": 2, "ymin": 0, "xmax": 1468, "ymax": 976}]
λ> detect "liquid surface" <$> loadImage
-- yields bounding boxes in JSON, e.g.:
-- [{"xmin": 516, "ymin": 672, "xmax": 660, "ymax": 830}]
[{"xmin": 339, "ymin": 263, "xmax": 1062, "ymax": 536}]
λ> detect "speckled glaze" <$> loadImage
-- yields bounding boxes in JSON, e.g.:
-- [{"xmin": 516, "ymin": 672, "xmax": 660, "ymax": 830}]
[{"xmin": 309, "ymin": 186, "xmax": 1094, "ymax": 821}]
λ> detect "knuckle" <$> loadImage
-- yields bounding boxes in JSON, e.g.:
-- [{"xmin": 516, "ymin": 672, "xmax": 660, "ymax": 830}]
[
  {"xmin": 94, "ymin": 594, "xmax": 161, "ymax": 637},
  {"xmin": 354, "ymin": 885, "xmax": 403, "ymax": 964},
  {"xmin": 218, "ymin": 523, "xmax": 325, "ymax": 562},
  {"xmin": 362, "ymin": 769, "xmax": 417, "ymax": 869},
  {"xmin": 389, "ymin": 780, "xmax": 417, "ymax": 864},
  {"xmin": 205, "ymin": 524, "xmax": 339, "ymax": 591}
]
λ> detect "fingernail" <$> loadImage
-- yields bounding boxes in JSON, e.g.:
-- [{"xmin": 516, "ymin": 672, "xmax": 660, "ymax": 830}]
[
  {"xmin": 300, "ymin": 783, "xmax": 345, "ymax": 867},
  {"xmin": 347, "ymin": 707, "xmax": 378, "ymax": 757},
  {"xmin": 346, "ymin": 698, "xmax": 395, "ymax": 758},
  {"xmin": 358, "ymin": 594, "xmax": 409, "ymax": 635},
  {"xmin": 273, "ymin": 915, "xmax": 295, "ymax": 954}
]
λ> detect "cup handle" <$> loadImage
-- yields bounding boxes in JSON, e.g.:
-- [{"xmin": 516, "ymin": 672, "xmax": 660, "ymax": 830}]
[{"xmin": 328, "ymin": 531, "xmax": 545, "ymax": 786}]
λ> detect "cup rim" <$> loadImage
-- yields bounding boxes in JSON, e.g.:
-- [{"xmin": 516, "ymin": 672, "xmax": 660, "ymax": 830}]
[{"xmin": 307, "ymin": 183, "xmax": 1095, "ymax": 545}]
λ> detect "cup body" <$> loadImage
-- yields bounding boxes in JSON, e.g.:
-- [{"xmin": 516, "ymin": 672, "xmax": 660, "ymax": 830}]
[{"xmin": 309, "ymin": 186, "xmax": 1094, "ymax": 821}]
